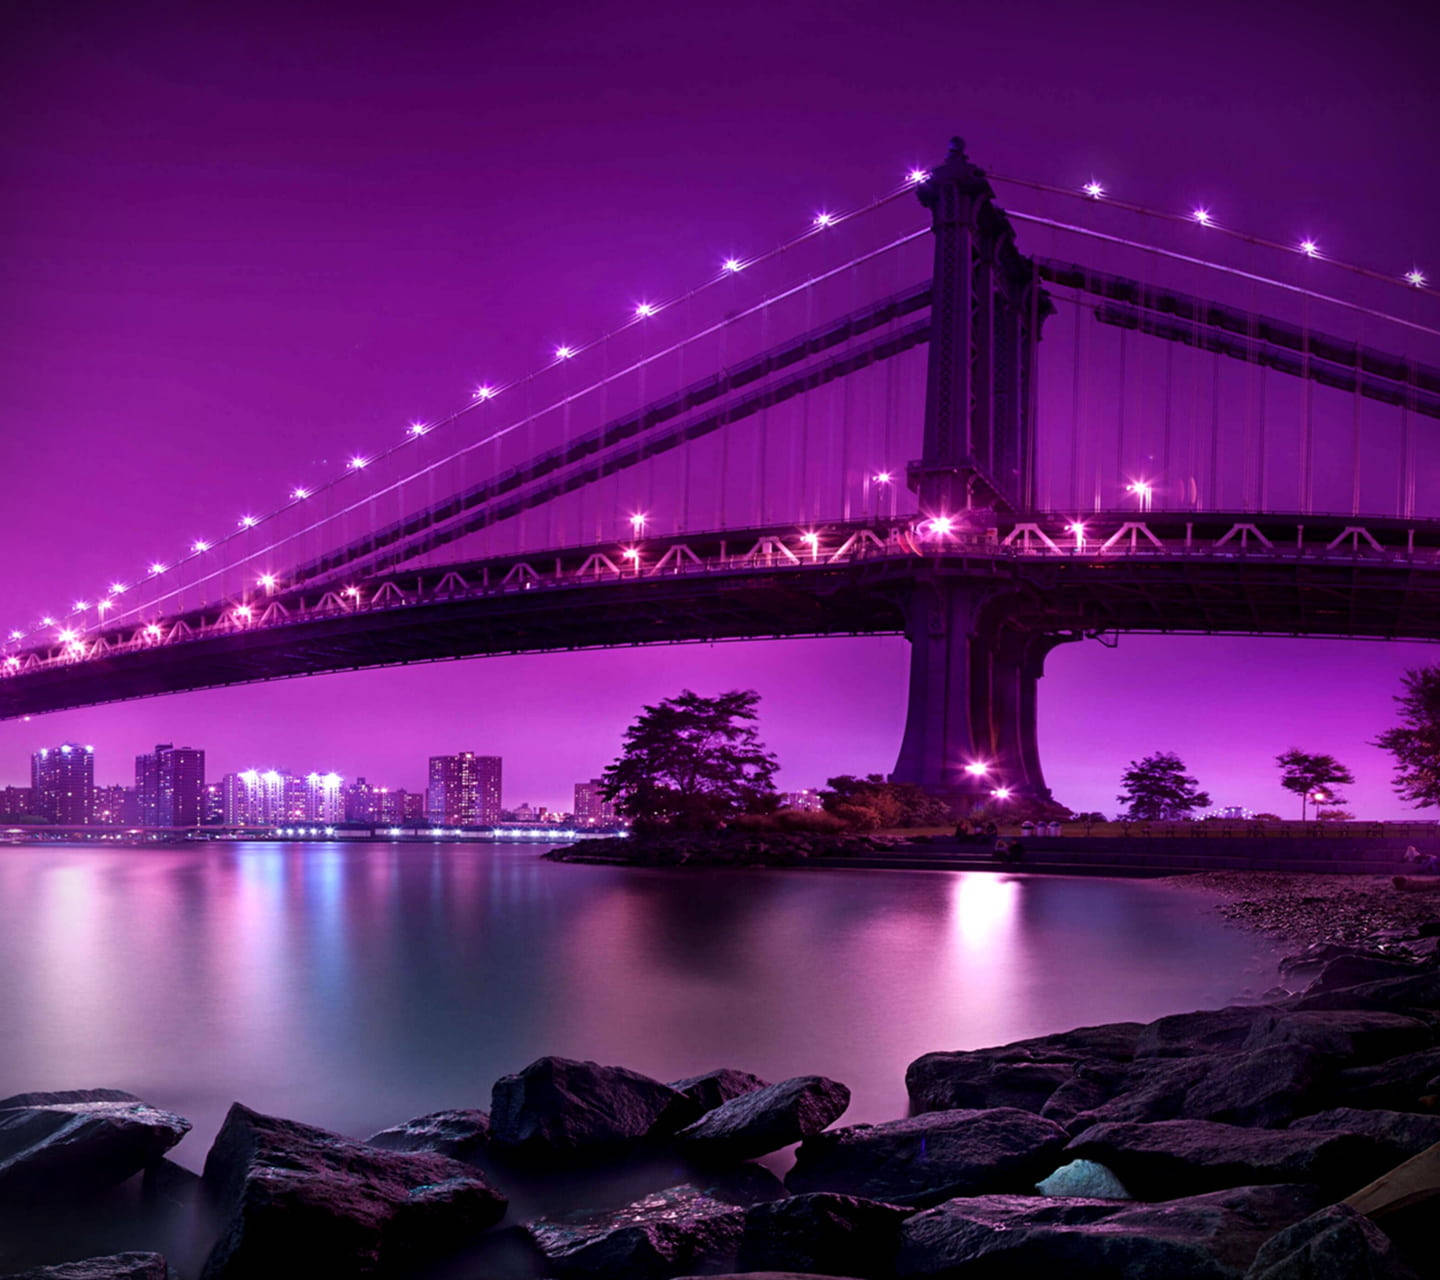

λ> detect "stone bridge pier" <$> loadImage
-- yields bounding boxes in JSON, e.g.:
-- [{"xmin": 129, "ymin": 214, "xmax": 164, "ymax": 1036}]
[{"xmin": 889, "ymin": 576, "xmax": 1075, "ymax": 811}]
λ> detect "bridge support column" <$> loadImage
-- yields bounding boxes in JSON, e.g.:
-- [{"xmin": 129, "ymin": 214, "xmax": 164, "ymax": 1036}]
[{"xmin": 890, "ymin": 578, "xmax": 1070, "ymax": 810}]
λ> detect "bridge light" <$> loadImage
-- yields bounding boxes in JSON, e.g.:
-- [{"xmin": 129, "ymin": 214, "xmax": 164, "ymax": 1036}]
[
  {"xmin": 554, "ymin": 345, "xmax": 575, "ymax": 360},
  {"xmin": 1299, "ymin": 239, "xmax": 1319, "ymax": 258},
  {"xmin": 1082, "ymin": 179, "xmax": 1105, "ymax": 199},
  {"xmin": 144, "ymin": 624, "xmax": 163, "ymax": 639},
  {"xmin": 991, "ymin": 786, "xmax": 1012, "ymax": 800},
  {"xmin": 722, "ymin": 257, "xmax": 743, "ymax": 273},
  {"xmin": 964, "ymin": 761, "xmax": 990, "ymax": 777},
  {"xmin": 150, "ymin": 563, "xmax": 166, "ymax": 575},
  {"xmin": 258, "ymin": 573, "xmax": 277, "ymax": 589},
  {"xmin": 110, "ymin": 582, "xmax": 126, "ymax": 595},
  {"xmin": 929, "ymin": 515, "xmax": 955, "ymax": 536},
  {"xmin": 814, "ymin": 212, "xmax": 835, "ymax": 228},
  {"xmin": 1192, "ymin": 208, "xmax": 1212, "ymax": 226},
  {"xmin": 874, "ymin": 471, "xmax": 893, "ymax": 484},
  {"xmin": 349, "ymin": 456, "xmax": 368, "ymax": 470},
  {"xmin": 629, "ymin": 513, "xmax": 647, "ymax": 532},
  {"xmin": 240, "ymin": 515, "xmax": 257, "ymax": 528},
  {"xmin": 634, "ymin": 302, "xmax": 656, "ymax": 318},
  {"xmin": 292, "ymin": 487, "xmax": 310, "ymax": 500},
  {"xmin": 235, "ymin": 605, "xmax": 253, "ymax": 621},
  {"xmin": 40, "ymin": 616, "xmax": 54, "ymax": 627},
  {"xmin": 473, "ymin": 384, "xmax": 496, "ymax": 400},
  {"xmin": 57, "ymin": 627, "xmax": 77, "ymax": 643},
  {"xmin": 3, "ymin": 656, "xmax": 17, "ymax": 670},
  {"xmin": 97, "ymin": 599, "xmax": 113, "ymax": 613},
  {"xmin": 343, "ymin": 586, "xmax": 360, "ymax": 598},
  {"xmin": 907, "ymin": 168, "xmax": 930, "ymax": 185},
  {"xmin": 192, "ymin": 540, "xmax": 210, "ymax": 553},
  {"xmin": 1406, "ymin": 268, "xmax": 1427, "ymax": 287},
  {"xmin": 7, "ymin": 629, "xmax": 21, "ymax": 641},
  {"xmin": 621, "ymin": 547, "xmax": 641, "ymax": 565},
  {"xmin": 74, "ymin": 600, "xmax": 88, "ymax": 611}
]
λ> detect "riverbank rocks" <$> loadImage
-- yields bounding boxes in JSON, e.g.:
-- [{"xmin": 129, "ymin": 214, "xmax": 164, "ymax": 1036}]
[
  {"xmin": 1239, "ymin": 1010, "xmax": 1433, "ymax": 1063},
  {"xmin": 1134, "ymin": 1006, "xmax": 1273, "ymax": 1057},
  {"xmin": 198, "ymin": 1103, "xmax": 507, "ymax": 1279},
  {"xmin": 526, "ymin": 1183, "xmax": 746, "ymax": 1279},
  {"xmin": 1246, "ymin": 1203, "xmax": 1421, "ymax": 1279},
  {"xmin": 2, "ymin": 1255, "xmax": 177, "ymax": 1280},
  {"xmin": 906, "ymin": 1022, "xmax": 1142, "ymax": 1115},
  {"xmin": 1293, "ymin": 968, "xmax": 1440, "ymax": 1015},
  {"xmin": 1288, "ymin": 1107, "xmax": 1440, "ymax": 1154},
  {"xmin": 1334, "ymin": 1047, "xmax": 1440, "ymax": 1110},
  {"xmin": 490, "ymin": 1057, "xmax": 698, "ymax": 1166},
  {"xmin": 1034, "ymin": 1158, "xmax": 1132, "ymax": 1199},
  {"xmin": 895, "ymin": 1183, "xmax": 1325, "ymax": 1278},
  {"xmin": 1307, "ymin": 954, "xmax": 1420, "ymax": 993},
  {"xmin": 666, "ymin": 1070, "xmax": 769, "ymax": 1114},
  {"xmin": 735, "ymin": 1193, "xmax": 909, "ymax": 1278},
  {"xmin": 1064, "ymin": 1119, "xmax": 1407, "ymax": 1199},
  {"xmin": 676, "ymin": 1077, "xmax": 850, "ymax": 1164},
  {"xmin": 787, "ymin": 1109, "xmax": 1068, "ymax": 1207},
  {"xmin": 365, "ymin": 1108, "xmax": 491, "ymax": 1159},
  {"xmin": 0, "ymin": 1090, "xmax": 191, "ymax": 1201}
]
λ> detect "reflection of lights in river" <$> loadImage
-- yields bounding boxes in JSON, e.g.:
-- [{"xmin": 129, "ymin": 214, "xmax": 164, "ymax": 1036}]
[{"xmin": 950, "ymin": 873, "xmax": 1020, "ymax": 951}]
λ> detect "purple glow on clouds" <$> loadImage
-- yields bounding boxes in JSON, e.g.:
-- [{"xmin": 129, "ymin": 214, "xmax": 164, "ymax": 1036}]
[{"xmin": 2, "ymin": 0, "xmax": 1436, "ymax": 815}]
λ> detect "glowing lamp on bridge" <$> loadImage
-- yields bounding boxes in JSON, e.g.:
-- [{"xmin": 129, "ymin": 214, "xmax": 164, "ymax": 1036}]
[
  {"xmin": 234, "ymin": 605, "xmax": 253, "ymax": 622},
  {"xmin": 634, "ymin": 302, "xmax": 656, "ymax": 318},
  {"xmin": 629, "ymin": 513, "xmax": 648, "ymax": 533},
  {"xmin": 57, "ymin": 627, "xmax": 77, "ymax": 644},
  {"xmin": 110, "ymin": 582, "xmax": 126, "ymax": 595},
  {"xmin": 74, "ymin": 600, "xmax": 89, "ymax": 612},
  {"xmin": 258, "ymin": 573, "xmax": 277, "ymax": 590},
  {"xmin": 722, "ymin": 257, "xmax": 743, "ymax": 273},
  {"xmin": 1126, "ymin": 481, "xmax": 1154, "ymax": 511},
  {"xmin": 621, "ymin": 547, "xmax": 641, "ymax": 561},
  {"xmin": 874, "ymin": 471, "xmax": 893, "ymax": 484},
  {"xmin": 343, "ymin": 586, "xmax": 361, "ymax": 599},
  {"xmin": 1192, "ymin": 208, "xmax": 1212, "ymax": 226},
  {"xmin": 991, "ymin": 786, "xmax": 1012, "ymax": 801},
  {"xmin": 292, "ymin": 487, "xmax": 310, "ymax": 500},
  {"xmin": 813, "ymin": 212, "xmax": 835, "ymax": 228},
  {"xmin": 40, "ymin": 616, "xmax": 54, "ymax": 627},
  {"xmin": 3, "ymin": 656, "xmax": 17, "ymax": 670},
  {"xmin": 554, "ymin": 345, "xmax": 575, "ymax": 361},
  {"xmin": 928, "ymin": 515, "xmax": 956, "ymax": 537},
  {"xmin": 474, "ymin": 384, "xmax": 496, "ymax": 400},
  {"xmin": 1406, "ymin": 268, "xmax": 1427, "ymax": 288},
  {"xmin": 964, "ymin": 761, "xmax": 990, "ymax": 777},
  {"xmin": 7, "ymin": 629, "xmax": 21, "ymax": 641},
  {"xmin": 240, "ymin": 515, "xmax": 258, "ymax": 528},
  {"xmin": 97, "ymin": 599, "xmax": 112, "ymax": 613},
  {"xmin": 1082, "ymin": 179, "xmax": 1105, "ymax": 199},
  {"xmin": 906, "ymin": 169, "xmax": 930, "ymax": 185},
  {"xmin": 192, "ymin": 540, "xmax": 210, "ymax": 553},
  {"xmin": 349, "ymin": 456, "xmax": 369, "ymax": 470},
  {"xmin": 150, "ymin": 563, "xmax": 166, "ymax": 575},
  {"xmin": 1069, "ymin": 521, "xmax": 1087, "ymax": 550},
  {"xmin": 1299, "ymin": 239, "xmax": 1319, "ymax": 258},
  {"xmin": 144, "ymin": 624, "xmax": 163, "ymax": 640}
]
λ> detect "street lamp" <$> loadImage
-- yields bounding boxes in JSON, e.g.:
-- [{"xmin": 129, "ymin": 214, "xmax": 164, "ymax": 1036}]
[{"xmin": 1126, "ymin": 481, "xmax": 1153, "ymax": 512}]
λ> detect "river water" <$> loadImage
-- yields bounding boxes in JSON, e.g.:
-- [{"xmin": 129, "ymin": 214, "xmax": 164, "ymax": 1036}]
[{"xmin": 0, "ymin": 840, "xmax": 1280, "ymax": 1177}]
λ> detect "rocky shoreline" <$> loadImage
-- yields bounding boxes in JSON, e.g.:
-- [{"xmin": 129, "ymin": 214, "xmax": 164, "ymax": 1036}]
[{"xmin": 3, "ymin": 904, "xmax": 1438, "ymax": 1279}]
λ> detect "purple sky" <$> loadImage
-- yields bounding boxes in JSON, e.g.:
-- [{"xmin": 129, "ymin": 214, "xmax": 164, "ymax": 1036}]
[{"xmin": 4, "ymin": 0, "xmax": 1437, "ymax": 817}]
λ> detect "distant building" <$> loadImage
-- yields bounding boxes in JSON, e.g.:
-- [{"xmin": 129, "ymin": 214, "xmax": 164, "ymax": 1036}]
[
  {"xmin": 781, "ymin": 789, "xmax": 824, "ymax": 813},
  {"xmin": 427, "ymin": 753, "xmax": 502, "ymax": 825},
  {"xmin": 1204, "ymin": 805, "xmax": 1255, "ymax": 821},
  {"xmin": 574, "ymin": 779, "xmax": 618, "ymax": 826},
  {"xmin": 305, "ymin": 772, "xmax": 344, "ymax": 823},
  {"xmin": 401, "ymin": 790, "xmax": 425, "ymax": 822},
  {"xmin": 344, "ymin": 777, "xmax": 377, "ymax": 823},
  {"xmin": 93, "ymin": 784, "xmax": 135, "ymax": 824},
  {"xmin": 203, "ymin": 782, "xmax": 224, "ymax": 825},
  {"xmin": 222, "ymin": 769, "xmax": 288, "ymax": 826},
  {"xmin": 0, "ymin": 786, "xmax": 36, "ymax": 820},
  {"xmin": 135, "ymin": 744, "xmax": 205, "ymax": 827},
  {"xmin": 31, "ymin": 743, "xmax": 95, "ymax": 825}
]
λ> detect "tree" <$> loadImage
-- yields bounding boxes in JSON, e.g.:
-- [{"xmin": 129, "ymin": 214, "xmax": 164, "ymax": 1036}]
[
  {"xmin": 1116, "ymin": 752, "xmax": 1211, "ymax": 821},
  {"xmin": 820, "ymin": 775, "xmax": 952, "ymax": 830},
  {"xmin": 1275, "ymin": 749, "xmax": 1356, "ymax": 820},
  {"xmin": 601, "ymin": 689, "xmax": 779, "ymax": 829},
  {"xmin": 1375, "ymin": 666, "xmax": 1440, "ymax": 809}
]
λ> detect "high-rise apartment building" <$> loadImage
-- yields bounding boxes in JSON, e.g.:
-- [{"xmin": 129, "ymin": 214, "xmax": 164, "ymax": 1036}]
[
  {"xmin": 574, "ymin": 779, "xmax": 618, "ymax": 826},
  {"xmin": 222, "ymin": 769, "xmax": 288, "ymax": 826},
  {"xmin": 305, "ymin": 772, "xmax": 344, "ymax": 823},
  {"xmin": 0, "ymin": 786, "xmax": 35, "ymax": 820},
  {"xmin": 31, "ymin": 743, "xmax": 95, "ymax": 825},
  {"xmin": 93, "ymin": 784, "xmax": 136, "ymax": 824},
  {"xmin": 427, "ymin": 753, "xmax": 502, "ymax": 825},
  {"xmin": 136, "ymin": 744, "xmax": 205, "ymax": 827},
  {"xmin": 344, "ymin": 777, "xmax": 376, "ymax": 823}
]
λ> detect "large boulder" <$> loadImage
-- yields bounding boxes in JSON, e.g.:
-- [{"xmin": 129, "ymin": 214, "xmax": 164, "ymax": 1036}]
[
  {"xmin": 199, "ymin": 1102, "xmax": 506, "ymax": 1279},
  {"xmin": 1288, "ymin": 1108, "xmax": 1440, "ymax": 1156},
  {"xmin": 1333, "ymin": 1048, "xmax": 1440, "ymax": 1110},
  {"xmin": 1065, "ymin": 1119, "xmax": 1407, "ymax": 1199},
  {"xmin": 1294, "ymin": 969, "xmax": 1440, "ymax": 1014},
  {"xmin": 1039, "ymin": 1062, "xmax": 1130, "ymax": 1128},
  {"xmin": 1245, "ymin": 1202, "xmax": 1421, "ymax": 1279},
  {"xmin": 786, "ymin": 1108, "xmax": 1068, "ymax": 1207},
  {"xmin": 1307, "ymin": 955, "xmax": 1419, "ymax": 994},
  {"xmin": 365, "ymin": 1108, "xmax": 490, "ymax": 1159},
  {"xmin": 896, "ymin": 1183, "xmax": 1325, "ymax": 1278},
  {"xmin": 2, "ymin": 1256, "xmax": 175, "ymax": 1280},
  {"xmin": 490, "ymin": 1057, "xmax": 698, "ymax": 1166},
  {"xmin": 525, "ymin": 1183, "xmax": 745, "ymax": 1279},
  {"xmin": 906, "ymin": 1023, "xmax": 1141, "ymax": 1115},
  {"xmin": 1134, "ymin": 1007, "xmax": 1273, "ymax": 1058},
  {"xmin": 666, "ymin": 1070, "xmax": 770, "ymax": 1115},
  {"xmin": 1070, "ymin": 1046, "xmax": 1325, "ymax": 1132},
  {"xmin": 676, "ymin": 1077, "xmax": 849, "ymax": 1164},
  {"xmin": 0, "ymin": 1090, "xmax": 191, "ymax": 1201},
  {"xmin": 735, "ymin": 1193, "xmax": 908, "ymax": 1279},
  {"xmin": 1239, "ymin": 1011, "xmax": 1432, "ymax": 1064}
]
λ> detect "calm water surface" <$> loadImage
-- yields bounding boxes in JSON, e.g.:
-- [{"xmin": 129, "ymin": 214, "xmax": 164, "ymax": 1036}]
[{"xmin": 0, "ymin": 841, "xmax": 1280, "ymax": 1171}]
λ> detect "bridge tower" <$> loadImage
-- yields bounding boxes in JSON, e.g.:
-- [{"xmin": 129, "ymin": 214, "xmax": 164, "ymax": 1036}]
[{"xmin": 892, "ymin": 138, "xmax": 1066, "ymax": 808}]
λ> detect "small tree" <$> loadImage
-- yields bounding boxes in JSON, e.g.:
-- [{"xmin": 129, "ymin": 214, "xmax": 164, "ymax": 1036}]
[
  {"xmin": 820, "ymin": 774, "xmax": 952, "ymax": 830},
  {"xmin": 1117, "ymin": 752, "xmax": 1211, "ymax": 821},
  {"xmin": 1375, "ymin": 666, "xmax": 1440, "ymax": 809},
  {"xmin": 1276, "ymin": 748, "xmax": 1356, "ymax": 820},
  {"xmin": 601, "ymin": 689, "xmax": 779, "ymax": 829}
]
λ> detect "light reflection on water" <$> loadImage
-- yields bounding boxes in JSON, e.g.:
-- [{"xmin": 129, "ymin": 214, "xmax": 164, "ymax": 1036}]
[{"xmin": 0, "ymin": 842, "xmax": 1279, "ymax": 1170}]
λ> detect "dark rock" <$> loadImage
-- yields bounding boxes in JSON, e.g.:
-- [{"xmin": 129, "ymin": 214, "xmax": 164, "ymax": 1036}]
[
  {"xmin": 0, "ymin": 1090, "xmax": 191, "ymax": 1201},
  {"xmin": 676, "ymin": 1076, "xmax": 849, "ymax": 1163},
  {"xmin": 1279, "ymin": 943, "xmax": 1376, "ymax": 982},
  {"xmin": 677, "ymin": 1274, "xmax": 865, "ymax": 1279},
  {"xmin": 490, "ymin": 1057, "xmax": 698, "ymax": 1165},
  {"xmin": 1065, "ymin": 1119, "xmax": 1406, "ymax": 1198},
  {"xmin": 1070, "ymin": 1046, "xmax": 1324, "ymax": 1132},
  {"xmin": 1239, "ymin": 1010, "xmax": 1432, "ymax": 1063},
  {"xmin": 199, "ymin": 1102, "xmax": 506, "ymax": 1279},
  {"xmin": 1288, "ymin": 1107, "xmax": 1440, "ymax": 1156},
  {"xmin": 1134, "ymin": 1006, "xmax": 1272, "ymax": 1058},
  {"xmin": 736, "ymin": 1193, "xmax": 908, "ymax": 1278},
  {"xmin": 1, "ymin": 1255, "xmax": 176, "ymax": 1280},
  {"xmin": 906, "ymin": 1022, "xmax": 1141, "ymax": 1115},
  {"xmin": 896, "ymin": 1183, "xmax": 1325, "ymax": 1278},
  {"xmin": 365, "ymin": 1108, "xmax": 490, "ymax": 1159},
  {"xmin": 1333, "ymin": 1047, "xmax": 1440, "ymax": 1110},
  {"xmin": 1293, "ymin": 969, "xmax": 1440, "ymax": 1015},
  {"xmin": 526, "ymin": 1183, "xmax": 745, "ymax": 1279},
  {"xmin": 1307, "ymin": 954, "xmax": 1419, "ymax": 994},
  {"xmin": 1246, "ymin": 1202, "xmax": 1420, "ymax": 1279},
  {"xmin": 786, "ymin": 1108, "xmax": 1068, "ymax": 1207},
  {"xmin": 666, "ymin": 1069, "xmax": 770, "ymax": 1115},
  {"xmin": 1039, "ymin": 1061, "xmax": 1129, "ymax": 1129}
]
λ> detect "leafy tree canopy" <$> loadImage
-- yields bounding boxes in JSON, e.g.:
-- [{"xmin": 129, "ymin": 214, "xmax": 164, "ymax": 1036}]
[
  {"xmin": 820, "ymin": 774, "xmax": 952, "ymax": 830},
  {"xmin": 1375, "ymin": 666, "xmax": 1440, "ymax": 810},
  {"xmin": 600, "ymin": 689, "xmax": 779, "ymax": 829},
  {"xmin": 1116, "ymin": 751, "xmax": 1211, "ymax": 820},
  {"xmin": 1275, "ymin": 748, "xmax": 1355, "ymax": 818}
]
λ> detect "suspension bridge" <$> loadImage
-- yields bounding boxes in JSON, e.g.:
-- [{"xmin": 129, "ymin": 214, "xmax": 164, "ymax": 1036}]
[{"xmin": 3, "ymin": 138, "xmax": 1438, "ymax": 805}]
